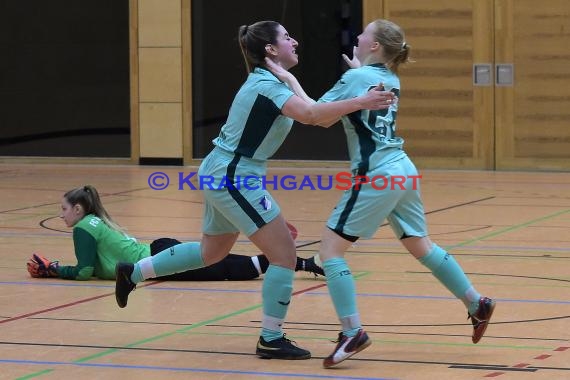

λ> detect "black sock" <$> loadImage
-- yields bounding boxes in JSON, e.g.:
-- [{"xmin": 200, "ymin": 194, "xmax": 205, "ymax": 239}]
[
  {"xmin": 256, "ymin": 255, "xmax": 270, "ymax": 273},
  {"xmin": 295, "ymin": 257, "xmax": 304, "ymax": 271}
]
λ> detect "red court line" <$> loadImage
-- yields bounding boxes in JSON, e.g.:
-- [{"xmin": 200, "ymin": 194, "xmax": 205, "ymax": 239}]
[
  {"xmin": 483, "ymin": 344, "xmax": 568, "ymax": 377},
  {"xmin": 1, "ymin": 280, "xmax": 326, "ymax": 325},
  {"xmin": 292, "ymin": 282, "xmax": 327, "ymax": 295},
  {"xmin": 533, "ymin": 354, "xmax": 551, "ymax": 360},
  {"xmin": 0, "ymin": 281, "xmax": 161, "ymax": 324}
]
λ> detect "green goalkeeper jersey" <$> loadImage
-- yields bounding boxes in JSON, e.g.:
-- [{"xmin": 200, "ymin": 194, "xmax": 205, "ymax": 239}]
[{"xmin": 57, "ymin": 214, "xmax": 150, "ymax": 280}]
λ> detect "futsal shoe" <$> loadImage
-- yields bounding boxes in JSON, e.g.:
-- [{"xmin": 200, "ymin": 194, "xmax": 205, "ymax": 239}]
[
  {"xmin": 323, "ymin": 329, "xmax": 371, "ymax": 368},
  {"xmin": 115, "ymin": 262, "xmax": 136, "ymax": 308},
  {"xmin": 256, "ymin": 334, "xmax": 311, "ymax": 360},
  {"xmin": 468, "ymin": 297, "xmax": 496, "ymax": 343},
  {"xmin": 295, "ymin": 255, "xmax": 325, "ymax": 277}
]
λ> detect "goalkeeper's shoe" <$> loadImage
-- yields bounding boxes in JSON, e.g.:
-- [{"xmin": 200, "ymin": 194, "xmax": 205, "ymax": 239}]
[
  {"xmin": 115, "ymin": 263, "xmax": 136, "ymax": 308},
  {"xmin": 295, "ymin": 255, "xmax": 325, "ymax": 277}
]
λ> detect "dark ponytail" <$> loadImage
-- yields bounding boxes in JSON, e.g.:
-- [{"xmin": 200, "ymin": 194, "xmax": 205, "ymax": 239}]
[{"xmin": 238, "ymin": 20, "xmax": 280, "ymax": 73}]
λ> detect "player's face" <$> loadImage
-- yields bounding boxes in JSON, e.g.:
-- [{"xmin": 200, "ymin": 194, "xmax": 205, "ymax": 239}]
[
  {"xmin": 60, "ymin": 198, "xmax": 84, "ymax": 227},
  {"xmin": 271, "ymin": 25, "xmax": 298, "ymax": 70},
  {"xmin": 355, "ymin": 22, "xmax": 379, "ymax": 62}
]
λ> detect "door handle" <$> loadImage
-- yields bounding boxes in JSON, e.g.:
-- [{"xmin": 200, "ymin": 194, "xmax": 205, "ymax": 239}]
[
  {"xmin": 495, "ymin": 64, "xmax": 514, "ymax": 86},
  {"xmin": 473, "ymin": 64, "xmax": 492, "ymax": 86}
]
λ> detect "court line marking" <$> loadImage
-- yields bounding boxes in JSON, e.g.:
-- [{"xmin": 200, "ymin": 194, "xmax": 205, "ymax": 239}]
[
  {"xmin": 0, "ymin": 281, "xmax": 160, "ymax": 325},
  {"xmin": 6, "ymin": 317, "xmax": 570, "ymax": 342},
  {"xmin": 480, "ymin": 344, "xmax": 570, "ymax": 377},
  {"xmin": 295, "ymin": 196, "xmax": 496, "ymax": 249},
  {"xmin": 447, "ymin": 208, "xmax": 570, "ymax": 249},
  {"xmin": 3, "ymin": 359, "xmax": 396, "ymax": 380},
  {"xmin": 14, "ymin": 283, "xmax": 327, "ymax": 379},
  {"xmin": 2, "ymin": 283, "xmax": 568, "ymax": 304},
  {"xmin": 11, "ymin": 205, "xmax": 570, "ymax": 378}
]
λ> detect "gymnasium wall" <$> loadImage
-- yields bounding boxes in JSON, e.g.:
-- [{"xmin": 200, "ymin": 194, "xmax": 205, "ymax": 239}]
[
  {"xmin": 0, "ymin": 0, "xmax": 130, "ymax": 158},
  {"xmin": 2, "ymin": 0, "xmax": 569, "ymax": 171}
]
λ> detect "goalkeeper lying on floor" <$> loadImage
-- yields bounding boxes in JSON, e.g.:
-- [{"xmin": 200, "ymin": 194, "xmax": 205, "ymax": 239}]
[{"xmin": 27, "ymin": 185, "xmax": 324, "ymax": 281}]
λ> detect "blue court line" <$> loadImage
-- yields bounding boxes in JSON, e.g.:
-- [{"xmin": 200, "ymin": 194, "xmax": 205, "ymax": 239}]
[
  {"xmin": 351, "ymin": 293, "xmax": 570, "ymax": 305},
  {"xmin": 143, "ymin": 290, "xmax": 570, "ymax": 305},
  {"xmin": 0, "ymin": 281, "xmax": 258, "ymax": 293},
  {"xmin": 452, "ymin": 245, "xmax": 570, "ymax": 253},
  {"xmin": 1, "ymin": 359, "xmax": 396, "ymax": 380},
  {"xmin": 1, "ymin": 281, "xmax": 568, "ymax": 304},
  {"xmin": 349, "ymin": 242, "xmax": 570, "ymax": 253},
  {"xmin": 2, "ymin": 231, "xmax": 568, "ymax": 253}
]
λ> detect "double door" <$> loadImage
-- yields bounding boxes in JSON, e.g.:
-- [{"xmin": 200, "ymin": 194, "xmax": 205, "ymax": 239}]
[{"xmin": 364, "ymin": 0, "xmax": 570, "ymax": 170}]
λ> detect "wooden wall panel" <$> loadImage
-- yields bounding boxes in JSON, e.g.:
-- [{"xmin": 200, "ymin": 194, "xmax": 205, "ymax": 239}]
[
  {"xmin": 129, "ymin": 0, "xmax": 140, "ymax": 162},
  {"xmin": 138, "ymin": 48, "xmax": 182, "ymax": 102},
  {"xmin": 136, "ymin": 0, "xmax": 183, "ymax": 160},
  {"xmin": 495, "ymin": 0, "xmax": 570, "ymax": 170},
  {"xmin": 139, "ymin": 0, "xmax": 181, "ymax": 46},
  {"xmin": 381, "ymin": 0, "xmax": 494, "ymax": 169},
  {"xmin": 182, "ymin": 0, "xmax": 193, "ymax": 164},
  {"xmin": 139, "ymin": 103, "xmax": 183, "ymax": 157},
  {"xmin": 362, "ymin": 0, "xmax": 384, "ymax": 24},
  {"xmin": 126, "ymin": 0, "xmax": 569, "ymax": 169}
]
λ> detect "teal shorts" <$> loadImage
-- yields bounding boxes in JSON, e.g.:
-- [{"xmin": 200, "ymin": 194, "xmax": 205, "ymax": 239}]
[
  {"xmin": 327, "ymin": 155, "xmax": 427, "ymax": 239},
  {"xmin": 198, "ymin": 148, "xmax": 281, "ymax": 237}
]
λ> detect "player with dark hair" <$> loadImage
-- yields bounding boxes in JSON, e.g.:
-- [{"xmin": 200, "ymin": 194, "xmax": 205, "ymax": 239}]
[{"xmin": 114, "ymin": 20, "xmax": 394, "ymax": 361}]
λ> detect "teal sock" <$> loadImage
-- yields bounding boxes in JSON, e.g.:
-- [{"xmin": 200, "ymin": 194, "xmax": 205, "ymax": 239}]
[
  {"xmin": 261, "ymin": 265, "xmax": 294, "ymax": 341},
  {"xmin": 323, "ymin": 258, "xmax": 360, "ymax": 337},
  {"xmin": 131, "ymin": 242, "xmax": 204, "ymax": 284},
  {"xmin": 419, "ymin": 244, "xmax": 481, "ymax": 313}
]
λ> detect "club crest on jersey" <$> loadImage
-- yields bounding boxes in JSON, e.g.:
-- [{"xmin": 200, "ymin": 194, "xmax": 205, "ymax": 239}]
[{"xmin": 259, "ymin": 195, "xmax": 272, "ymax": 211}]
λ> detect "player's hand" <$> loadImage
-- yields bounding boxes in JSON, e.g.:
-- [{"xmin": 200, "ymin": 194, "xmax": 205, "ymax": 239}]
[
  {"xmin": 362, "ymin": 84, "xmax": 397, "ymax": 110},
  {"xmin": 342, "ymin": 47, "xmax": 361, "ymax": 69},
  {"xmin": 27, "ymin": 253, "xmax": 59, "ymax": 278},
  {"xmin": 264, "ymin": 57, "xmax": 294, "ymax": 82}
]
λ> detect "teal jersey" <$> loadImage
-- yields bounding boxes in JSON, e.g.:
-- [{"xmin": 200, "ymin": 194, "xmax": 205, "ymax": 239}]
[
  {"xmin": 57, "ymin": 215, "xmax": 150, "ymax": 280},
  {"xmin": 212, "ymin": 67, "xmax": 295, "ymax": 161},
  {"xmin": 319, "ymin": 64, "xmax": 406, "ymax": 172}
]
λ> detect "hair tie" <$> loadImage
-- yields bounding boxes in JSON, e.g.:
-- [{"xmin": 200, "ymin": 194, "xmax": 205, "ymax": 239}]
[{"xmin": 402, "ymin": 42, "xmax": 407, "ymax": 49}]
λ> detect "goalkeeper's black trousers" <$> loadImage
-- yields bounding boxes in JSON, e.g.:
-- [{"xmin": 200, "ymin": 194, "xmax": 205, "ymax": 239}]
[{"xmin": 148, "ymin": 238, "xmax": 268, "ymax": 281}]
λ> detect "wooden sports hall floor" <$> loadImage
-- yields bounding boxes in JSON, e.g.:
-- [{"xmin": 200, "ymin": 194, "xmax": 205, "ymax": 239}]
[{"xmin": 0, "ymin": 163, "xmax": 568, "ymax": 380}]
